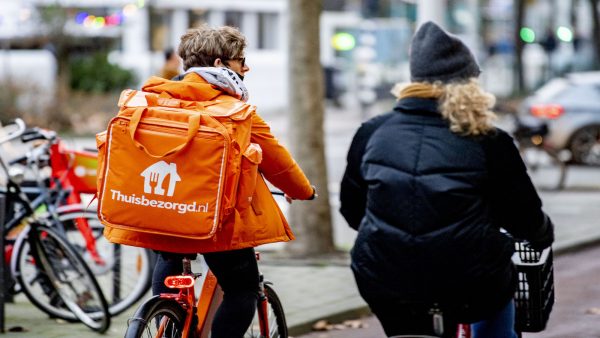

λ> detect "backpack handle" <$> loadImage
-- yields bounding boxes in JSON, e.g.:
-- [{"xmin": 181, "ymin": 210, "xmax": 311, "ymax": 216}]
[{"xmin": 129, "ymin": 107, "xmax": 200, "ymax": 158}]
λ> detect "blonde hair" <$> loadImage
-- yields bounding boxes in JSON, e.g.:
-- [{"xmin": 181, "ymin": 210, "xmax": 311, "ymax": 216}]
[
  {"xmin": 392, "ymin": 79, "xmax": 497, "ymax": 136},
  {"xmin": 177, "ymin": 25, "xmax": 247, "ymax": 70}
]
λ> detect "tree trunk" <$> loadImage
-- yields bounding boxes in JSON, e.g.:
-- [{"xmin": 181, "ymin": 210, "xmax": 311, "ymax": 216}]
[
  {"xmin": 514, "ymin": 0, "xmax": 526, "ymax": 94},
  {"xmin": 286, "ymin": 0, "xmax": 335, "ymax": 256},
  {"xmin": 590, "ymin": 0, "xmax": 600, "ymax": 67}
]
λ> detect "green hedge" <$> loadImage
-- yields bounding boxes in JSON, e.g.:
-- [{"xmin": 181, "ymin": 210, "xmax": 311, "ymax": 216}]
[{"xmin": 70, "ymin": 53, "xmax": 136, "ymax": 93}]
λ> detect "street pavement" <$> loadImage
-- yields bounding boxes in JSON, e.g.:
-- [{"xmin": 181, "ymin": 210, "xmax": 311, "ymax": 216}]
[
  {"xmin": 295, "ymin": 244, "xmax": 600, "ymax": 338},
  {"xmin": 1, "ymin": 103, "xmax": 600, "ymax": 337}
]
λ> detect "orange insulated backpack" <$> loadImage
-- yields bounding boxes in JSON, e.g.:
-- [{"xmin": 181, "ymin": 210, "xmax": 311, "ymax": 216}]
[{"xmin": 96, "ymin": 89, "xmax": 260, "ymax": 243}]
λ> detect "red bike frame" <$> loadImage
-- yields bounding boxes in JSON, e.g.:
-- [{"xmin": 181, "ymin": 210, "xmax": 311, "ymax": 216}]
[
  {"xmin": 48, "ymin": 139, "xmax": 102, "ymax": 264},
  {"xmin": 161, "ymin": 253, "xmax": 270, "ymax": 338}
]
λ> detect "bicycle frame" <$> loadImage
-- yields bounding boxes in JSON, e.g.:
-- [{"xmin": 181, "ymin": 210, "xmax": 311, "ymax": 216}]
[
  {"xmin": 0, "ymin": 121, "xmax": 103, "ymax": 279},
  {"xmin": 456, "ymin": 324, "xmax": 471, "ymax": 338},
  {"xmin": 159, "ymin": 254, "xmax": 271, "ymax": 338},
  {"xmin": 7, "ymin": 128, "xmax": 102, "ymax": 265},
  {"xmin": 48, "ymin": 138, "xmax": 100, "ymax": 261}
]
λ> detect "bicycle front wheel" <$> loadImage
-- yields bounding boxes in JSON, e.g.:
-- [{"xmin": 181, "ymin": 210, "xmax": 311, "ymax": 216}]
[
  {"xmin": 14, "ymin": 209, "xmax": 154, "ymax": 320},
  {"xmin": 245, "ymin": 284, "xmax": 288, "ymax": 338},
  {"xmin": 124, "ymin": 296, "xmax": 187, "ymax": 338},
  {"xmin": 16, "ymin": 224, "xmax": 110, "ymax": 332}
]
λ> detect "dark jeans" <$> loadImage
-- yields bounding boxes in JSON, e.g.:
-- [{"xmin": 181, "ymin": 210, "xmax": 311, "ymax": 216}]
[
  {"xmin": 152, "ymin": 248, "xmax": 259, "ymax": 338},
  {"xmin": 471, "ymin": 300, "xmax": 518, "ymax": 338},
  {"xmin": 353, "ymin": 272, "xmax": 459, "ymax": 338},
  {"xmin": 354, "ymin": 272, "xmax": 518, "ymax": 338}
]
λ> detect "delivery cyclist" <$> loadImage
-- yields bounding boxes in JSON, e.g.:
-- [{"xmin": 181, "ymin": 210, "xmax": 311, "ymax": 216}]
[{"xmin": 105, "ymin": 25, "xmax": 316, "ymax": 338}]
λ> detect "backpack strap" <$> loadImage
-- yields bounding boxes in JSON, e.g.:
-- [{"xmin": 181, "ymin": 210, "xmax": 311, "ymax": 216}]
[
  {"xmin": 128, "ymin": 107, "xmax": 201, "ymax": 158},
  {"xmin": 120, "ymin": 89, "xmax": 138, "ymax": 106}
]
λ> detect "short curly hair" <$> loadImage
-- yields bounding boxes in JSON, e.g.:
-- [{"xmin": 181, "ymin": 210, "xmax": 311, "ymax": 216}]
[{"xmin": 177, "ymin": 25, "xmax": 247, "ymax": 70}]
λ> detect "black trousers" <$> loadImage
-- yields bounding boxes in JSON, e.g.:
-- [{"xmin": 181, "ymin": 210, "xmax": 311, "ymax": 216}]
[
  {"xmin": 353, "ymin": 271, "xmax": 459, "ymax": 338},
  {"xmin": 152, "ymin": 248, "xmax": 260, "ymax": 338}
]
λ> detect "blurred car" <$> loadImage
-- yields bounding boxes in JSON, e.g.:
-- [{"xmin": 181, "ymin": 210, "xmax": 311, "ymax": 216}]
[{"xmin": 519, "ymin": 71, "xmax": 600, "ymax": 165}]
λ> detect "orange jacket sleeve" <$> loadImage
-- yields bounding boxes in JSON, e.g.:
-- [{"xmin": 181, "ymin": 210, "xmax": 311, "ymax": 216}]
[{"xmin": 251, "ymin": 112, "xmax": 314, "ymax": 200}]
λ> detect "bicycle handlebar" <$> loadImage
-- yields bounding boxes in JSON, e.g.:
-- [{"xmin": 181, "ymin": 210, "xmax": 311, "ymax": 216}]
[
  {"xmin": 20, "ymin": 127, "xmax": 57, "ymax": 143},
  {"xmin": 0, "ymin": 118, "xmax": 27, "ymax": 145}
]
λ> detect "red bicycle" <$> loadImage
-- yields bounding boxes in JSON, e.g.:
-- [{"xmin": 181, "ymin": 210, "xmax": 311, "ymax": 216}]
[
  {"xmin": 124, "ymin": 253, "xmax": 287, "ymax": 338},
  {"xmin": 5, "ymin": 125, "xmax": 154, "ymax": 319}
]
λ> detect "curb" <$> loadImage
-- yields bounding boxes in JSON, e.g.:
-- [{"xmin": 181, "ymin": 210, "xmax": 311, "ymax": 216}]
[{"xmin": 553, "ymin": 237, "xmax": 600, "ymax": 256}]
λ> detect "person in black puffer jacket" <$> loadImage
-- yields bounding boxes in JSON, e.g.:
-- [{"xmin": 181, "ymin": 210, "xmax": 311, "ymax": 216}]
[{"xmin": 340, "ymin": 21, "xmax": 554, "ymax": 338}]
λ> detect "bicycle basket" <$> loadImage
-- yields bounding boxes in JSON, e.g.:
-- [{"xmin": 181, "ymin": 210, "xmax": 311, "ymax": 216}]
[{"xmin": 512, "ymin": 242, "xmax": 554, "ymax": 332}]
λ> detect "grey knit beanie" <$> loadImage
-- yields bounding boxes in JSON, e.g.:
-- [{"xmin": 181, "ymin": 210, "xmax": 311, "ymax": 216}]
[{"xmin": 409, "ymin": 21, "xmax": 481, "ymax": 83}]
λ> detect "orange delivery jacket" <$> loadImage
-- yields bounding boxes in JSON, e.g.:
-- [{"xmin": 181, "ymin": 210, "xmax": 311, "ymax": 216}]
[{"xmin": 102, "ymin": 73, "xmax": 314, "ymax": 253}]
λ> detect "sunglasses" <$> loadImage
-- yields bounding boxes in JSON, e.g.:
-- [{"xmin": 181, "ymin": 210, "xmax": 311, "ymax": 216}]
[{"xmin": 224, "ymin": 57, "xmax": 245, "ymax": 68}]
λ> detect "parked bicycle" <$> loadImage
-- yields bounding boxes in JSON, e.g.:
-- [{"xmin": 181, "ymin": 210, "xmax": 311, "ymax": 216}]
[
  {"xmin": 0, "ymin": 119, "xmax": 110, "ymax": 332},
  {"xmin": 124, "ymin": 253, "xmax": 287, "ymax": 338},
  {"xmin": 512, "ymin": 114, "xmax": 567, "ymax": 190},
  {"xmin": 4, "ymin": 124, "xmax": 154, "ymax": 319}
]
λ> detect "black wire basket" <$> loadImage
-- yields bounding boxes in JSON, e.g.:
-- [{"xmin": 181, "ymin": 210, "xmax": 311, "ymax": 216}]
[{"xmin": 512, "ymin": 242, "xmax": 555, "ymax": 332}]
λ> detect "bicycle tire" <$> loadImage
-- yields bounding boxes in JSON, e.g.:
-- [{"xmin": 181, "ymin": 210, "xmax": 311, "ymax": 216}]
[
  {"xmin": 58, "ymin": 209, "xmax": 154, "ymax": 316},
  {"xmin": 124, "ymin": 296, "xmax": 187, "ymax": 338},
  {"xmin": 13, "ymin": 209, "xmax": 153, "ymax": 320},
  {"xmin": 246, "ymin": 284, "xmax": 288, "ymax": 338},
  {"xmin": 519, "ymin": 145, "xmax": 567, "ymax": 190},
  {"xmin": 15, "ymin": 224, "xmax": 111, "ymax": 332}
]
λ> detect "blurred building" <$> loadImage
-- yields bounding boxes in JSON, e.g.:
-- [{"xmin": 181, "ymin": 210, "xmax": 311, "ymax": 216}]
[
  {"xmin": 3, "ymin": 0, "xmax": 592, "ymax": 113},
  {"xmin": 0, "ymin": 0, "xmax": 423, "ymax": 112},
  {"xmin": 1, "ymin": 0, "xmax": 291, "ymax": 110}
]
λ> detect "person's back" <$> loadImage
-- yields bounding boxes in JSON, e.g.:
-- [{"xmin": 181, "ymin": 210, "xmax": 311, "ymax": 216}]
[{"xmin": 340, "ymin": 21, "xmax": 553, "ymax": 337}]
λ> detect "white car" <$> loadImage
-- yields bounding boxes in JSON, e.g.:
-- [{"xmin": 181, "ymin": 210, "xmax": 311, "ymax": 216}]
[{"xmin": 519, "ymin": 71, "xmax": 600, "ymax": 165}]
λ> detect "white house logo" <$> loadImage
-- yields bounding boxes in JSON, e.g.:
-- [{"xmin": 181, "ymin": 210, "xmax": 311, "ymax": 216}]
[
  {"xmin": 140, "ymin": 161, "xmax": 181, "ymax": 196},
  {"xmin": 108, "ymin": 161, "xmax": 208, "ymax": 214}
]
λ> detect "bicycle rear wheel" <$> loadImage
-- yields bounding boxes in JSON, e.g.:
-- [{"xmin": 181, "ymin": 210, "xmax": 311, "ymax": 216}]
[
  {"xmin": 15, "ymin": 224, "xmax": 110, "ymax": 332},
  {"xmin": 124, "ymin": 296, "xmax": 187, "ymax": 338},
  {"xmin": 245, "ymin": 284, "xmax": 288, "ymax": 338},
  {"xmin": 519, "ymin": 145, "xmax": 567, "ymax": 190},
  {"xmin": 59, "ymin": 209, "xmax": 154, "ymax": 316}
]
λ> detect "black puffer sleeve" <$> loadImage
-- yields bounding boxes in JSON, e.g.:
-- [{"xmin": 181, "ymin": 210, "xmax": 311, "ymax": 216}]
[
  {"xmin": 340, "ymin": 113, "xmax": 393, "ymax": 230},
  {"xmin": 483, "ymin": 129, "xmax": 554, "ymax": 250}
]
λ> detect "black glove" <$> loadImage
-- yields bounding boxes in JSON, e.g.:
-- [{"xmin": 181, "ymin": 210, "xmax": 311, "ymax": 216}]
[{"xmin": 528, "ymin": 214, "xmax": 554, "ymax": 251}]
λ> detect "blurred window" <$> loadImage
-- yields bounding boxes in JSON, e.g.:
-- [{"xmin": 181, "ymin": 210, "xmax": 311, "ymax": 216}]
[
  {"xmin": 189, "ymin": 9, "xmax": 208, "ymax": 28},
  {"xmin": 448, "ymin": 0, "xmax": 470, "ymax": 34},
  {"xmin": 258, "ymin": 13, "xmax": 278, "ymax": 50},
  {"xmin": 150, "ymin": 8, "xmax": 170, "ymax": 52},
  {"xmin": 225, "ymin": 11, "xmax": 242, "ymax": 28}
]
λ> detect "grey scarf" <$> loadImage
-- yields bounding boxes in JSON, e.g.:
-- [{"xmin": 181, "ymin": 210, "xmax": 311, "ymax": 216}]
[{"xmin": 184, "ymin": 67, "xmax": 249, "ymax": 102}]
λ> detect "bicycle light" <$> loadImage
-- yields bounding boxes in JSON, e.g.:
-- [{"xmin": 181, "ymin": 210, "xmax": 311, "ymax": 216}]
[{"xmin": 165, "ymin": 275, "xmax": 195, "ymax": 288}]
